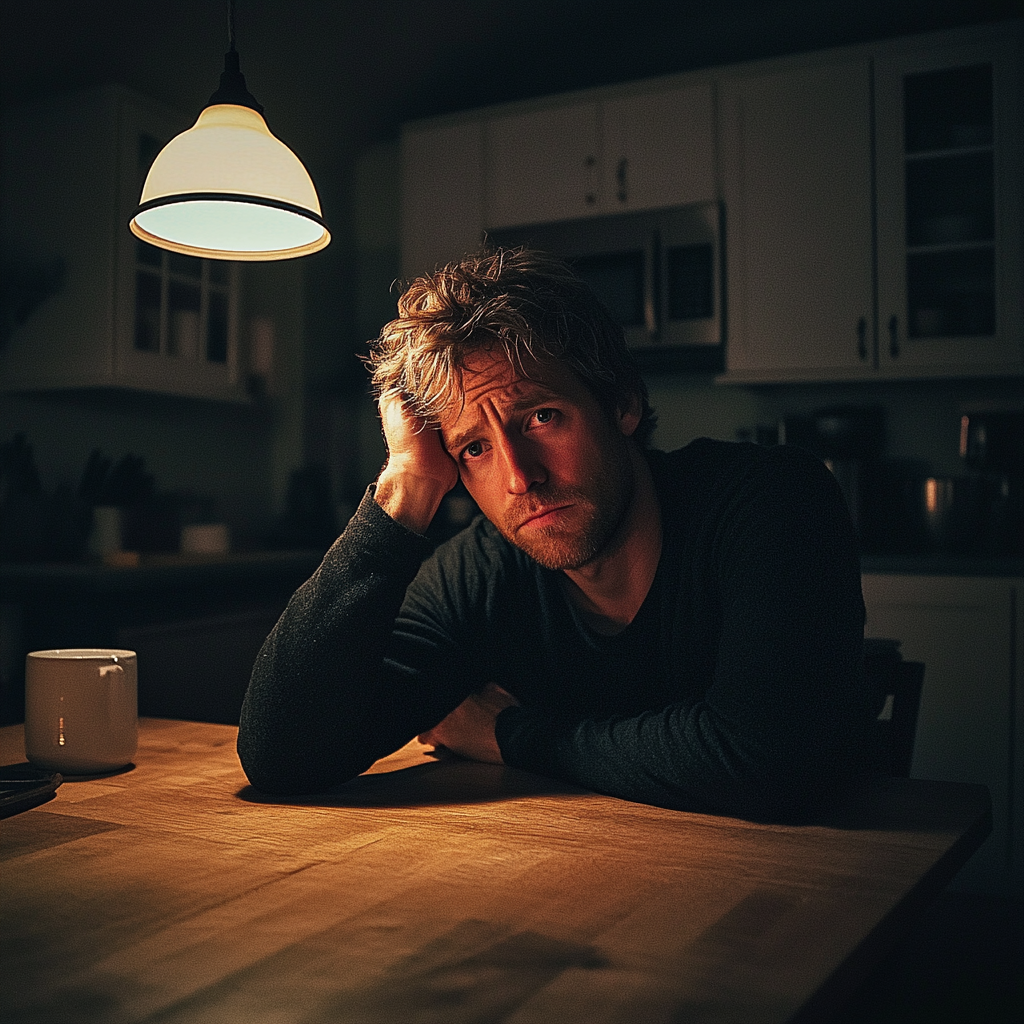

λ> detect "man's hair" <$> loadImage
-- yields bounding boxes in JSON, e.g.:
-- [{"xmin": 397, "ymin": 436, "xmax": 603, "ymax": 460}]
[{"xmin": 367, "ymin": 247, "xmax": 657, "ymax": 446}]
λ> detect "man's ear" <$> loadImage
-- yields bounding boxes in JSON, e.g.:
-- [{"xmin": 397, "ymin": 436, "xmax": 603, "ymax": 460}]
[{"xmin": 616, "ymin": 392, "xmax": 643, "ymax": 437}]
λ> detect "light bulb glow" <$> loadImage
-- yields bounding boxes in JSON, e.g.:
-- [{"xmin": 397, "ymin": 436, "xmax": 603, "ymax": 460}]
[{"xmin": 133, "ymin": 199, "xmax": 326, "ymax": 259}]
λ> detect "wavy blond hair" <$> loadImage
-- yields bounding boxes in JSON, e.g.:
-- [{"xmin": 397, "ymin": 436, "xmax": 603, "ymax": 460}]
[{"xmin": 366, "ymin": 247, "xmax": 656, "ymax": 445}]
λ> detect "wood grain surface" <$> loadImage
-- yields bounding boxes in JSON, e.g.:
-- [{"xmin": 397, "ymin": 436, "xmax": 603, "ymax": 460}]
[{"xmin": 0, "ymin": 719, "xmax": 990, "ymax": 1024}]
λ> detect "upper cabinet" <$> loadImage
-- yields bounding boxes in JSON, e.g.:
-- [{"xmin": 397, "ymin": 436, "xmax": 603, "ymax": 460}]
[
  {"xmin": 720, "ymin": 23, "xmax": 1023, "ymax": 382},
  {"xmin": 719, "ymin": 59, "xmax": 876, "ymax": 379},
  {"xmin": 398, "ymin": 21, "xmax": 1022, "ymax": 382},
  {"xmin": 1, "ymin": 85, "xmax": 247, "ymax": 402},
  {"xmin": 875, "ymin": 37, "xmax": 1023, "ymax": 375},
  {"xmin": 399, "ymin": 80, "xmax": 718, "ymax": 280},
  {"xmin": 483, "ymin": 83, "xmax": 717, "ymax": 230}
]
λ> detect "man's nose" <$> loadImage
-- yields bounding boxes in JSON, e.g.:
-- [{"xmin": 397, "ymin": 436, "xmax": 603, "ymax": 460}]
[{"xmin": 498, "ymin": 435, "xmax": 545, "ymax": 494}]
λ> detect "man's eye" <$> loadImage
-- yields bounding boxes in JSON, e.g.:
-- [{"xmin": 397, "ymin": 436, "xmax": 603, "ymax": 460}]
[
  {"xmin": 463, "ymin": 441, "xmax": 484, "ymax": 459},
  {"xmin": 533, "ymin": 408, "xmax": 556, "ymax": 425}
]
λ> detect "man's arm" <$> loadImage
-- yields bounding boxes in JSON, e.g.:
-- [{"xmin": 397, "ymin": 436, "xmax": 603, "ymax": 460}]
[
  {"xmin": 417, "ymin": 682, "xmax": 519, "ymax": 764},
  {"xmin": 236, "ymin": 394, "xmax": 464, "ymax": 794}
]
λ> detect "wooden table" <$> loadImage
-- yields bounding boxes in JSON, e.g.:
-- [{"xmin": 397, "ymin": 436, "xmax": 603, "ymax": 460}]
[{"xmin": 0, "ymin": 719, "xmax": 990, "ymax": 1024}]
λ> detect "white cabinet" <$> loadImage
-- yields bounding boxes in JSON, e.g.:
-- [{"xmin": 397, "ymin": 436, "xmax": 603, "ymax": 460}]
[
  {"xmin": 875, "ymin": 36, "xmax": 1024, "ymax": 375},
  {"xmin": 721, "ymin": 24, "xmax": 1023, "ymax": 382},
  {"xmin": 0, "ymin": 85, "xmax": 246, "ymax": 402},
  {"xmin": 862, "ymin": 574, "xmax": 1024, "ymax": 898},
  {"xmin": 483, "ymin": 82, "xmax": 717, "ymax": 229},
  {"xmin": 484, "ymin": 102, "xmax": 601, "ymax": 229},
  {"xmin": 400, "ymin": 119, "xmax": 485, "ymax": 280},
  {"xmin": 720, "ymin": 59, "xmax": 875, "ymax": 379},
  {"xmin": 600, "ymin": 85, "xmax": 716, "ymax": 213}
]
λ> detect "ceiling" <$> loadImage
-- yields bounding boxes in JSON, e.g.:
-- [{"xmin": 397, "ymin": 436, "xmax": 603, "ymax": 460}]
[{"xmin": 2, "ymin": 0, "xmax": 1016, "ymax": 177}]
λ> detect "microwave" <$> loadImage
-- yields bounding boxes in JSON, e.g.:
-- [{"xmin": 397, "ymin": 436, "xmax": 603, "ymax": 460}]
[{"xmin": 487, "ymin": 201, "xmax": 724, "ymax": 372}]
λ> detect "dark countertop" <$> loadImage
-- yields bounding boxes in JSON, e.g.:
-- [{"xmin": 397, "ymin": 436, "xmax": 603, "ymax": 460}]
[
  {"xmin": 3, "ymin": 549, "xmax": 1021, "ymax": 597},
  {"xmin": 860, "ymin": 554, "xmax": 1024, "ymax": 577},
  {"xmin": 0, "ymin": 550, "xmax": 325, "ymax": 598}
]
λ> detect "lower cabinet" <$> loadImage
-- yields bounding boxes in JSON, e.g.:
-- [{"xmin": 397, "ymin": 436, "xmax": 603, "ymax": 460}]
[
  {"xmin": 862, "ymin": 573, "xmax": 1023, "ymax": 898},
  {"xmin": 118, "ymin": 608, "xmax": 282, "ymax": 726}
]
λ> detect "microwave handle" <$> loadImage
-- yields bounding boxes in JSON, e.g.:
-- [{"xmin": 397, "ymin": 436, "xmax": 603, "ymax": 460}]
[{"xmin": 644, "ymin": 231, "xmax": 659, "ymax": 338}]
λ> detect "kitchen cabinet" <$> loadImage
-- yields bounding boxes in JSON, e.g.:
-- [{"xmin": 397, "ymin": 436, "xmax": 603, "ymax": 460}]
[
  {"xmin": 719, "ymin": 59, "xmax": 875, "ymax": 379},
  {"xmin": 720, "ymin": 23, "xmax": 1023, "ymax": 382},
  {"xmin": 862, "ymin": 573, "xmax": 1023, "ymax": 898},
  {"xmin": 483, "ymin": 82, "xmax": 717, "ymax": 230},
  {"xmin": 400, "ymin": 119, "xmax": 485, "ymax": 280},
  {"xmin": 875, "ymin": 36, "xmax": 1023, "ymax": 375},
  {"xmin": 0, "ymin": 85, "xmax": 246, "ymax": 402}
]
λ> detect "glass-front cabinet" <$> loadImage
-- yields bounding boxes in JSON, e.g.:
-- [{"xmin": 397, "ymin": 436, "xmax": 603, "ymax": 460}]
[
  {"xmin": 875, "ymin": 36, "xmax": 1023, "ymax": 374},
  {"xmin": 132, "ymin": 240, "xmax": 237, "ymax": 371},
  {"xmin": 112, "ymin": 119, "xmax": 243, "ymax": 399},
  {"xmin": 0, "ymin": 86, "xmax": 245, "ymax": 401}
]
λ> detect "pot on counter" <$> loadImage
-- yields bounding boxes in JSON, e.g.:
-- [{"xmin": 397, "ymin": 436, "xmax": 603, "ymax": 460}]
[{"xmin": 892, "ymin": 475, "xmax": 993, "ymax": 554}]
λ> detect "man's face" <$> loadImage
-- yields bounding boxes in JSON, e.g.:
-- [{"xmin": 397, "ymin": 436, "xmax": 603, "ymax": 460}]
[{"xmin": 440, "ymin": 349, "xmax": 641, "ymax": 571}]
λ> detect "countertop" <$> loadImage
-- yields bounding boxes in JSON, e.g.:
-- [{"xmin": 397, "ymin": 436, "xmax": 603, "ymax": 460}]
[
  {"xmin": 860, "ymin": 553, "xmax": 1024, "ymax": 577},
  {"xmin": 2, "ymin": 550, "xmax": 1021, "ymax": 597},
  {"xmin": 0, "ymin": 549, "xmax": 325, "ymax": 597}
]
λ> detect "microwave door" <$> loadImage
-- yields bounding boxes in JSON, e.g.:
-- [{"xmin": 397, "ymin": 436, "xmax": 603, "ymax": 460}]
[
  {"xmin": 660, "ymin": 201, "xmax": 722, "ymax": 348},
  {"xmin": 570, "ymin": 246, "xmax": 650, "ymax": 349}
]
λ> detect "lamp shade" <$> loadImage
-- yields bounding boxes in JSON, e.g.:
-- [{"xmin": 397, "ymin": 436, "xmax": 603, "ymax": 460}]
[{"xmin": 129, "ymin": 103, "xmax": 330, "ymax": 261}]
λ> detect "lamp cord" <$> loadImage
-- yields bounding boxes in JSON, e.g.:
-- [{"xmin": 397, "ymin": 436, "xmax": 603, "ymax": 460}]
[{"xmin": 228, "ymin": 0, "xmax": 236, "ymax": 53}]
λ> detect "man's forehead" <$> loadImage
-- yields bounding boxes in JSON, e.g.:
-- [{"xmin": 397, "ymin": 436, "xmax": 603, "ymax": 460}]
[
  {"xmin": 459, "ymin": 350, "xmax": 574, "ymax": 402},
  {"xmin": 439, "ymin": 352, "xmax": 578, "ymax": 437}
]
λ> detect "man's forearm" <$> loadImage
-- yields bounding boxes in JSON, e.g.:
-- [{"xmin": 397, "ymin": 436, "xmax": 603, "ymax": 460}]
[{"xmin": 237, "ymin": 489, "xmax": 434, "ymax": 793}]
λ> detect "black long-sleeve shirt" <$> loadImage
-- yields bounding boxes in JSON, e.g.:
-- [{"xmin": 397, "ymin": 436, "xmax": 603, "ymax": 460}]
[{"xmin": 238, "ymin": 439, "xmax": 870, "ymax": 820}]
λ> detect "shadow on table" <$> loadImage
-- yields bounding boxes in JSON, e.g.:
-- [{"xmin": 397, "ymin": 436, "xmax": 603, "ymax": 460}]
[{"xmin": 236, "ymin": 754, "xmax": 591, "ymax": 808}]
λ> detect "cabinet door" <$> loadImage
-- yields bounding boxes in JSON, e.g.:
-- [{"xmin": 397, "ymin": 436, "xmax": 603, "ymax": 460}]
[
  {"xmin": 601, "ymin": 82, "xmax": 716, "ymax": 212},
  {"xmin": 862, "ymin": 574, "xmax": 1021, "ymax": 898},
  {"xmin": 720, "ymin": 60, "xmax": 875, "ymax": 380},
  {"xmin": 484, "ymin": 103, "xmax": 601, "ymax": 229},
  {"xmin": 875, "ymin": 35, "xmax": 1023, "ymax": 375},
  {"xmin": 401, "ymin": 120, "xmax": 484, "ymax": 279}
]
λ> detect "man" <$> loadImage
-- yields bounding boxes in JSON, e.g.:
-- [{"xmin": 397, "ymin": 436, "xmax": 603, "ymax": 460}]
[{"xmin": 238, "ymin": 248, "xmax": 869, "ymax": 821}]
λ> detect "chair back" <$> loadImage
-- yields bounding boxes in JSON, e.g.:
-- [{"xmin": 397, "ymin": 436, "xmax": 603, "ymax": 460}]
[{"xmin": 864, "ymin": 638, "xmax": 925, "ymax": 777}]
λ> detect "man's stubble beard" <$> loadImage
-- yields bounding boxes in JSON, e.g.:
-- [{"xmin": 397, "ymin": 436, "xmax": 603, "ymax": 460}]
[{"xmin": 498, "ymin": 447, "xmax": 637, "ymax": 572}]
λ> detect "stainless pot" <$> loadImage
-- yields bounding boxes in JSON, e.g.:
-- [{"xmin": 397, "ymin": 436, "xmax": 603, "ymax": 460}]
[{"xmin": 901, "ymin": 476, "xmax": 984, "ymax": 553}]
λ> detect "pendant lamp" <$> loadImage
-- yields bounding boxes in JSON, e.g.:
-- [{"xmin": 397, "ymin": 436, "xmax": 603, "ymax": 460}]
[{"xmin": 129, "ymin": 2, "xmax": 329, "ymax": 261}]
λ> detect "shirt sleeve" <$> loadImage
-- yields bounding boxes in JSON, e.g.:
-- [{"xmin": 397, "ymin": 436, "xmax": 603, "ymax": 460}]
[
  {"xmin": 237, "ymin": 488, "xmax": 462, "ymax": 794},
  {"xmin": 494, "ymin": 446, "xmax": 870, "ymax": 821}
]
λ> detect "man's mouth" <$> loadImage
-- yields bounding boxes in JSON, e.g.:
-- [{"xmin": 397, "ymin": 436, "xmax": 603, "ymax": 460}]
[{"xmin": 517, "ymin": 504, "xmax": 573, "ymax": 530}]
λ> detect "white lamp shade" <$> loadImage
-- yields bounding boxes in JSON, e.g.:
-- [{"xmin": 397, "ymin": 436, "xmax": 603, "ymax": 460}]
[{"xmin": 129, "ymin": 104, "xmax": 330, "ymax": 260}]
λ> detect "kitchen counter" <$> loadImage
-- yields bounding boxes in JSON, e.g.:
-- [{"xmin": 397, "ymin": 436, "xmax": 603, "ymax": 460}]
[
  {"xmin": 860, "ymin": 554, "xmax": 1024, "ymax": 577},
  {"xmin": 0, "ymin": 549, "xmax": 324, "ymax": 597}
]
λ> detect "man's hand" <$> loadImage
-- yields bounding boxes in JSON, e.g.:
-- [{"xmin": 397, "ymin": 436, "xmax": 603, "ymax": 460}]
[
  {"xmin": 374, "ymin": 391, "xmax": 459, "ymax": 534},
  {"xmin": 418, "ymin": 683, "xmax": 520, "ymax": 764}
]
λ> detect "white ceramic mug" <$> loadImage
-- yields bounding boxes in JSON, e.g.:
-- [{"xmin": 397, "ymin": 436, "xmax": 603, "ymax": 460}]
[{"xmin": 25, "ymin": 649, "xmax": 138, "ymax": 774}]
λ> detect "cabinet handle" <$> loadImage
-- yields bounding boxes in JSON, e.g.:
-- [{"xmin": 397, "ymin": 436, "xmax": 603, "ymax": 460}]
[
  {"xmin": 857, "ymin": 316, "xmax": 868, "ymax": 361},
  {"xmin": 888, "ymin": 314, "xmax": 900, "ymax": 358},
  {"xmin": 616, "ymin": 158, "xmax": 629, "ymax": 204},
  {"xmin": 585, "ymin": 154, "xmax": 597, "ymax": 205},
  {"xmin": 643, "ymin": 230, "xmax": 659, "ymax": 338}
]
